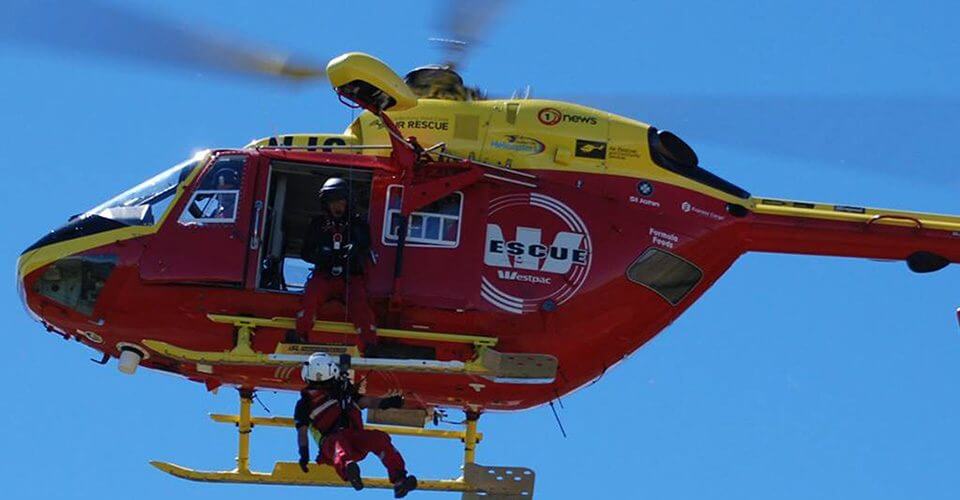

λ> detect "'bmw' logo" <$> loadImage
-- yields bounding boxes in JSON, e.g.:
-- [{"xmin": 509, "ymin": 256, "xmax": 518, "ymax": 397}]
[{"xmin": 637, "ymin": 181, "xmax": 654, "ymax": 197}]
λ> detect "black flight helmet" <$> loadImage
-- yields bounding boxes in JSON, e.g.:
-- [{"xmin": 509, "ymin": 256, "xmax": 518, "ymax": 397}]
[
  {"xmin": 319, "ymin": 177, "xmax": 349, "ymax": 205},
  {"xmin": 216, "ymin": 169, "xmax": 239, "ymax": 188}
]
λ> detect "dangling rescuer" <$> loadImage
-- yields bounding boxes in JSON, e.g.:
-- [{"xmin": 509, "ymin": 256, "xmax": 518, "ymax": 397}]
[
  {"xmin": 296, "ymin": 353, "xmax": 418, "ymax": 497},
  {"xmin": 296, "ymin": 177, "xmax": 378, "ymax": 351}
]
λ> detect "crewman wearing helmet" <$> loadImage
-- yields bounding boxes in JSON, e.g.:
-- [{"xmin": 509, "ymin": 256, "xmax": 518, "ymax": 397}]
[
  {"xmin": 296, "ymin": 177, "xmax": 377, "ymax": 351},
  {"xmin": 295, "ymin": 353, "xmax": 417, "ymax": 498}
]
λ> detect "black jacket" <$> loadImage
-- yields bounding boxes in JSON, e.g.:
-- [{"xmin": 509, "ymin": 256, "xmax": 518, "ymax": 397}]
[{"xmin": 300, "ymin": 212, "xmax": 371, "ymax": 276}]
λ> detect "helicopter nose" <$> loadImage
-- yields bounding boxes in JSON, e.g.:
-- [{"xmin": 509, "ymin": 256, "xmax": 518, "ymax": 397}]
[
  {"xmin": 17, "ymin": 214, "xmax": 125, "ymax": 322},
  {"xmin": 18, "ymin": 213, "xmax": 127, "ymax": 281},
  {"xmin": 16, "ymin": 251, "xmax": 41, "ymax": 321}
]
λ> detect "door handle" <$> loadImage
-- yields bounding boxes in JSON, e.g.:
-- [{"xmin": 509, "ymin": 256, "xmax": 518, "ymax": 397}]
[{"xmin": 250, "ymin": 200, "xmax": 263, "ymax": 250}]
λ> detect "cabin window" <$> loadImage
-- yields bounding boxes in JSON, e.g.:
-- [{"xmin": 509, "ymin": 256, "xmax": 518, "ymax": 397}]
[
  {"xmin": 179, "ymin": 155, "xmax": 246, "ymax": 224},
  {"xmin": 382, "ymin": 185, "xmax": 462, "ymax": 248},
  {"xmin": 626, "ymin": 248, "xmax": 702, "ymax": 305}
]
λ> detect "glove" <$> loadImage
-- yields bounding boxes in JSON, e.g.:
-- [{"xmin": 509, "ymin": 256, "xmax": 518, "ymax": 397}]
[
  {"xmin": 378, "ymin": 394, "xmax": 404, "ymax": 410},
  {"xmin": 298, "ymin": 445, "xmax": 310, "ymax": 473}
]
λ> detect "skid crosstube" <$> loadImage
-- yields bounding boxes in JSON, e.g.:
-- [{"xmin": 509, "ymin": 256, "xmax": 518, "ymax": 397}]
[
  {"xmin": 143, "ymin": 314, "xmax": 558, "ymax": 383},
  {"xmin": 151, "ymin": 392, "xmax": 535, "ymax": 499}
]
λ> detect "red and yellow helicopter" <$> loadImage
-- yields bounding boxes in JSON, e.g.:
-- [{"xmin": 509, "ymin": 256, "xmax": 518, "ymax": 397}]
[{"xmin": 13, "ymin": 2, "xmax": 960, "ymax": 498}]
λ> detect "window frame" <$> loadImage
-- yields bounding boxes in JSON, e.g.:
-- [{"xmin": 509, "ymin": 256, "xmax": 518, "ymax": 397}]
[
  {"xmin": 176, "ymin": 154, "xmax": 247, "ymax": 226},
  {"xmin": 381, "ymin": 184, "xmax": 464, "ymax": 249},
  {"xmin": 179, "ymin": 189, "xmax": 241, "ymax": 224},
  {"xmin": 626, "ymin": 247, "xmax": 703, "ymax": 306}
]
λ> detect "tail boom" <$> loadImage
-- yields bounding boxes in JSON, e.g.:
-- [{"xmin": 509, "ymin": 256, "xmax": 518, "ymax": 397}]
[{"xmin": 743, "ymin": 197, "xmax": 960, "ymax": 270}]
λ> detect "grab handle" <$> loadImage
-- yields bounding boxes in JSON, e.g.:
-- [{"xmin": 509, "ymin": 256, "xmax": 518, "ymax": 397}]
[
  {"xmin": 250, "ymin": 200, "xmax": 264, "ymax": 250},
  {"xmin": 866, "ymin": 214, "xmax": 923, "ymax": 230}
]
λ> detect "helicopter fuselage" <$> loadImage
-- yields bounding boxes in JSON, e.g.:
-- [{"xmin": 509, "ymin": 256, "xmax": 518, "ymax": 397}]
[{"xmin": 17, "ymin": 98, "xmax": 960, "ymax": 412}]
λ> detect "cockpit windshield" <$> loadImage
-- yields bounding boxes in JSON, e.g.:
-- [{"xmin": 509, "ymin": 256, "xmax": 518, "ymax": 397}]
[{"xmin": 84, "ymin": 152, "xmax": 206, "ymax": 226}]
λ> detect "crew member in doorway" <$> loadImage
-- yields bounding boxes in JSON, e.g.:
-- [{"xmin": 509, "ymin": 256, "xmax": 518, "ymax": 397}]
[
  {"xmin": 295, "ymin": 353, "xmax": 417, "ymax": 498},
  {"xmin": 296, "ymin": 177, "xmax": 377, "ymax": 351}
]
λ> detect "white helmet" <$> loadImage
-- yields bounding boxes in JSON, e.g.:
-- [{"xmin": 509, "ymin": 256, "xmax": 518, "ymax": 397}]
[{"xmin": 301, "ymin": 353, "xmax": 340, "ymax": 383}]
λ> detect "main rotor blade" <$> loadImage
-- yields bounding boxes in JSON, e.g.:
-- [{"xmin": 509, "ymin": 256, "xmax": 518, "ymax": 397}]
[
  {"xmin": 432, "ymin": 0, "xmax": 508, "ymax": 70},
  {"xmin": 576, "ymin": 95, "xmax": 960, "ymax": 185},
  {"xmin": 1, "ymin": 0, "xmax": 326, "ymax": 82}
]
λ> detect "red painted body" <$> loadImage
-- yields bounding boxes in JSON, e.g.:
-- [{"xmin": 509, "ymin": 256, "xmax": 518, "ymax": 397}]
[{"xmin": 18, "ymin": 148, "xmax": 960, "ymax": 412}]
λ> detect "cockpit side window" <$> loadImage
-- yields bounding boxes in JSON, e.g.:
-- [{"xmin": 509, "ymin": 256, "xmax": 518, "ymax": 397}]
[{"xmin": 179, "ymin": 155, "xmax": 246, "ymax": 224}]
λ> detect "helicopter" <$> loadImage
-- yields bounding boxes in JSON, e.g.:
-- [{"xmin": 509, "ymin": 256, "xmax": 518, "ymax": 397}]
[{"xmin": 12, "ymin": 1, "xmax": 960, "ymax": 498}]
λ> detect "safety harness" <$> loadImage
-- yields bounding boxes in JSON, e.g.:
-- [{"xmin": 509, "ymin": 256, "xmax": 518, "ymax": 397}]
[{"xmin": 304, "ymin": 380, "xmax": 363, "ymax": 446}]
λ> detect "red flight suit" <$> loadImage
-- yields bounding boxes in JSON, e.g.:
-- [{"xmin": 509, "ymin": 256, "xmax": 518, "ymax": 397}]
[
  {"xmin": 295, "ymin": 385, "xmax": 407, "ymax": 483},
  {"xmin": 296, "ymin": 212, "xmax": 377, "ymax": 351}
]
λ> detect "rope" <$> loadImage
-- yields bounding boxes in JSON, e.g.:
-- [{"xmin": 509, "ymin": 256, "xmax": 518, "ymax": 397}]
[{"xmin": 548, "ymin": 401, "xmax": 568, "ymax": 438}]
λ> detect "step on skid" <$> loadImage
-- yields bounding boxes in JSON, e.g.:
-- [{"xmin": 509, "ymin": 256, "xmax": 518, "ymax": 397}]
[{"xmin": 143, "ymin": 314, "xmax": 558, "ymax": 384}]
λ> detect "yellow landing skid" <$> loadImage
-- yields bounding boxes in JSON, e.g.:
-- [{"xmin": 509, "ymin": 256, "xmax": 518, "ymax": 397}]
[
  {"xmin": 150, "ymin": 461, "xmax": 468, "ymax": 491},
  {"xmin": 151, "ymin": 391, "xmax": 535, "ymax": 499},
  {"xmin": 143, "ymin": 314, "xmax": 558, "ymax": 383}
]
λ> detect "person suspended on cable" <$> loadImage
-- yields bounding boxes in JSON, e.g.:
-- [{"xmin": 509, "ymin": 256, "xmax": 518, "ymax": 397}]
[
  {"xmin": 295, "ymin": 353, "xmax": 418, "ymax": 498},
  {"xmin": 296, "ymin": 177, "xmax": 377, "ymax": 351}
]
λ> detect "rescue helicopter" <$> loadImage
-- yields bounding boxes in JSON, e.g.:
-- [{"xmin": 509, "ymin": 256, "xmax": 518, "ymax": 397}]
[{"xmin": 12, "ymin": 1, "xmax": 960, "ymax": 498}]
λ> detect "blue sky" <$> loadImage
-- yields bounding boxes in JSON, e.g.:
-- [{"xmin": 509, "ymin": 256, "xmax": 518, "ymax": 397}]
[{"xmin": 3, "ymin": 1, "xmax": 960, "ymax": 498}]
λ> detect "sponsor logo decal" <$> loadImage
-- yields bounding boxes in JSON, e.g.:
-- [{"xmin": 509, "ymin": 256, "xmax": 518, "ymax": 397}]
[
  {"xmin": 497, "ymin": 270, "xmax": 553, "ymax": 285},
  {"xmin": 681, "ymin": 201, "xmax": 726, "ymax": 221},
  {"xmin": 537, "ymin": 107, "xmax": 599, "ymax": 126},
  {"xmin": 537, "ymin": 108, "xmax": 562, "ymax": 126},
  {"xmin": 649, "ymin": 228, "xmax": 679, "ymax": 249},
  {"xmin": 609, "ymin": 145, "xmax": 642, "ymax": 160},
  {"xmin": 637, "ymin": 181, "xmax": 654, "ymax": 197},
  {"xmin": 575, "ymin": 139, "xmax": 607, "ymax": 159},
  {"xmin": 630, "ymin": 196, "xmax": 661, "ymax": 208},
  {"xmin": 482, "ymin": 193, "xmax": 592, "ymax": 314},
  {"xmin": 629, "ymin": 180, "xmax": 660, "ymax": 207},
  {"xmin": 490, "ymin": 135, "xmax": 545, "ymax": 155}
]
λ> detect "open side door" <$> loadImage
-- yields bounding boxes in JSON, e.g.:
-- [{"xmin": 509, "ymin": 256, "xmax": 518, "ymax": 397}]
[{"xmin": 140, "ymin": 153, "xmax": 260, "ymax": 284}]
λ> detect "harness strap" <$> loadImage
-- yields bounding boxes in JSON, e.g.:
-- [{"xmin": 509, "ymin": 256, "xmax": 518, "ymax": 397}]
[{"xmin": 308, "ymin": 399, "xmax": 337, "ymax": 420}]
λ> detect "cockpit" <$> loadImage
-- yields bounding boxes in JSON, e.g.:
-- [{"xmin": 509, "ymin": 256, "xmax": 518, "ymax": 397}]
[
  {"xmin": 83, "ymin": 154, "xmax": 204, "ymax": 227},
  {"xmin": 22, "ymin": 152, "xmax": 207, "ymax": 255}
]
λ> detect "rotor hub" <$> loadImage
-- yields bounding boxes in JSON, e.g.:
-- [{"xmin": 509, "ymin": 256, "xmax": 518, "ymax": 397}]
[{"xmin": 403, "ymin": 65, "xmax": 482, "ymax": 101}]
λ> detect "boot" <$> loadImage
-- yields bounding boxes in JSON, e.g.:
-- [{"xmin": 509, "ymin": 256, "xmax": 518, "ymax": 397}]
[
  {"xmin": 344, "ymin": 462, "xmax": 364, "ymax": 491},
  {"xmin": 284, "ymin": 329, "xmax": 302, "ymax": 344},
  {"xmin": 393, "ymin": 473, "xmax": 417, "ymax": 498}
]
